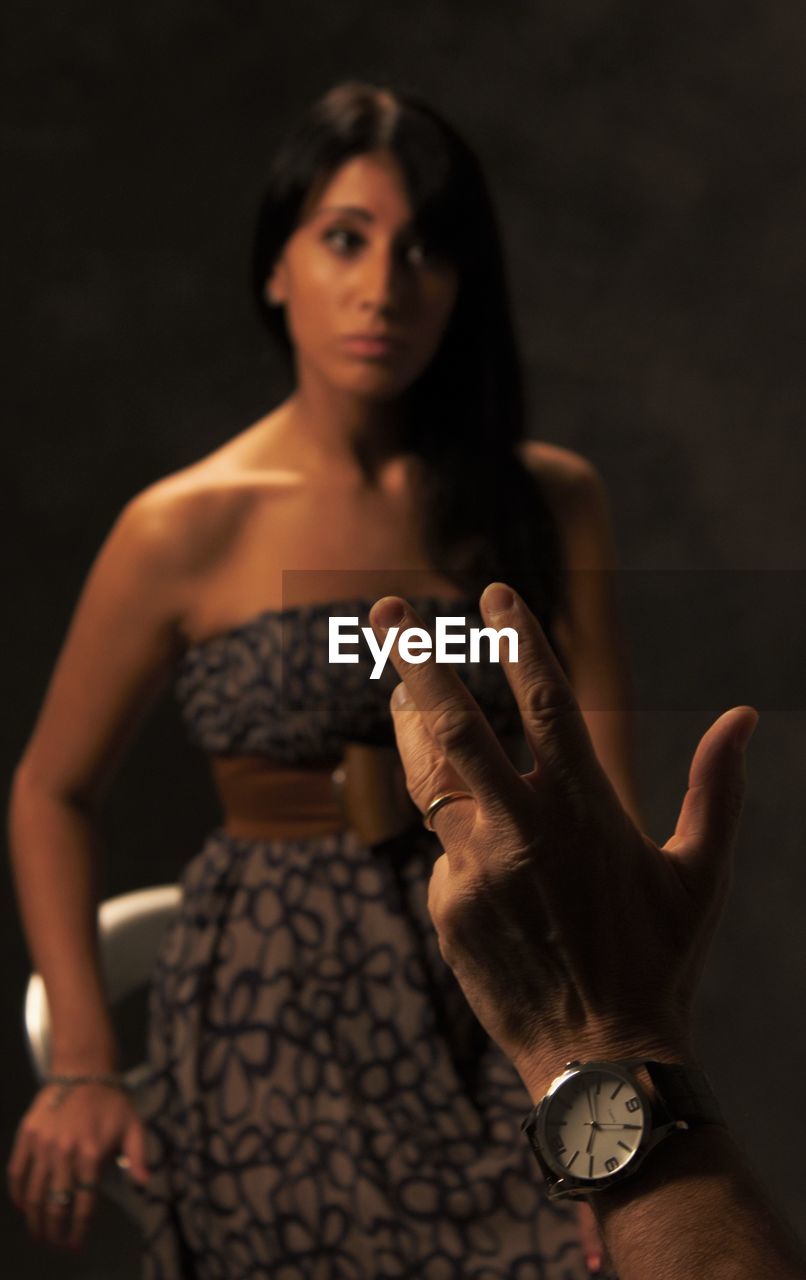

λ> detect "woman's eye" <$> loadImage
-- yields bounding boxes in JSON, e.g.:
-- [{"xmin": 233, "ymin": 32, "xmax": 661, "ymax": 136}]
[
  {"xmin": 324, "ymin": 227, "xmax": 364, "ymax": 255},
  {"xmin": 322, "ymin": 227, "xmax": 442, "ymax": 269}
]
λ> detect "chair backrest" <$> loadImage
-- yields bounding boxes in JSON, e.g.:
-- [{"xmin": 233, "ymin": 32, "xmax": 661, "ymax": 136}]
[
  {"xmin": 23, "ymin": 884, "xmax": 182, "ymax": 1222},
  {"xmin": 25, "ymin": 883, "xmax": 181, "ymax": 1079}
]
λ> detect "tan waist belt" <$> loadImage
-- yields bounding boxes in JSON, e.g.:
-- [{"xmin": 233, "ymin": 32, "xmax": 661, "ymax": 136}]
[{"xmin": 210, "ymin": 743, "xmax": 419, "ymax": 845}]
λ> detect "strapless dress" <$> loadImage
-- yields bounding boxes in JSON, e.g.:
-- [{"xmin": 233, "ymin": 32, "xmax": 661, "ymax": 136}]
[{"xmin": 140, "ymin": 596, "xmax": 586, "ymax": 1279}]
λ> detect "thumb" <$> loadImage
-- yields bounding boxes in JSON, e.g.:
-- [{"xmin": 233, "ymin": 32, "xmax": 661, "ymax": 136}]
[
  {"xmin": 121, "ymin": 1116, "xmax": 149, "ymax": 1185},
  {"xmin": 666, "ymin": 705, "xmax": 758, "ymax": 874}
]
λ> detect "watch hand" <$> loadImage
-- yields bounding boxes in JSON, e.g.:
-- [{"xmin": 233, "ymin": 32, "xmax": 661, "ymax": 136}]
[
  {"xmin": 586, "ymin": 1087, "xmax": 597, "ymax": 1123},
  {"xmin": 594, "ymin": 1123, "xmax": 642, "ymax": 1131}
]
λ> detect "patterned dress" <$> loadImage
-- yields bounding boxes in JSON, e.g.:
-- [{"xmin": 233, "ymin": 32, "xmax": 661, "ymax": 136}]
[{"xmin": 141, "ymin": 596, "xmax": 587, "ymax": 1279}]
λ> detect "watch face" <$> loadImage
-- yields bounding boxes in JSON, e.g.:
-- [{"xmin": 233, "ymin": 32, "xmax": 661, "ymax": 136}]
[{"xmin": 538, "ymin": 1062, "xmax": 650, "ymax": 1184}]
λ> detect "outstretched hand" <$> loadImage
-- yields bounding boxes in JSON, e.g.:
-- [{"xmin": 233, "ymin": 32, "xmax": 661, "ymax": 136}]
[{"xmin": 369, "ymin": 581, "xmax": 757, "ymax": 1100}]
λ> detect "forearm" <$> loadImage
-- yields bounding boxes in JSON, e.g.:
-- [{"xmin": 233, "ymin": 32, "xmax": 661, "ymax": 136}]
[
  {"xmin": 9, "ymin": 765, "xmax": 118, "ymax": 1071},
  {"xmin": 517, "ymin": 1049, "xmax": 805, "ymax": 1280},
  {"xmin": 593, "ymin": 1125, "xmax": 806, "ymax": 1280}
]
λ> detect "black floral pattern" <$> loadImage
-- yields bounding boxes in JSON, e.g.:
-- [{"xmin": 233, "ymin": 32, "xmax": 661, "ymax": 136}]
[{"xmin": 141, "ymin": 599, "xmax": 588, "ymax": 1278}]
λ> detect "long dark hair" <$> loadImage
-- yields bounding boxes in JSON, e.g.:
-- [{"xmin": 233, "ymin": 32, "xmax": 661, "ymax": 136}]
[{"xmin": 252, "ymin": 81, "xmax": 565, "ymax": 627}]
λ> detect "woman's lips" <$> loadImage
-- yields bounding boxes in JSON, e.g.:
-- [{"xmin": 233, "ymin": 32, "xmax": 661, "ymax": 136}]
[{"xmin": 340, "ymin": 335, "xmax": 406, "ymax": 358}]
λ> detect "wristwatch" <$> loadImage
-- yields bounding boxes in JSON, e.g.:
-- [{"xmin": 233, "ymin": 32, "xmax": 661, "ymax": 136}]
[{"xmin": 521, "ymin": 1058, "xmax": 724, "ymax": 1199}]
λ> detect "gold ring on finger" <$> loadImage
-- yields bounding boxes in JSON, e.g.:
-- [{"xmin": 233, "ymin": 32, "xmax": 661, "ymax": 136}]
[{"xmin": 422, "ymin": 790, "xmax": 474, "ymax": 832}]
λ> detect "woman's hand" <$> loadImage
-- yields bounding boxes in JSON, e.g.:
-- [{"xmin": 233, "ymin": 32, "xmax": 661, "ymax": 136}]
[{"xmin": 7, "ymin": 1082, "xmax": 148, "ymax": 1250}]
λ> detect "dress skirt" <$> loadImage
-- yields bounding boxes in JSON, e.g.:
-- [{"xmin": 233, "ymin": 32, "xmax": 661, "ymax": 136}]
[{"xmin": 141, "ymin": 821, "xmax": 587, "ymax": 1279}]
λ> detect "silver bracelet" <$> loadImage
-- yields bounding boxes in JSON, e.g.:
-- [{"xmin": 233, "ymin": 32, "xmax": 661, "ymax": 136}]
[{"xmin": 44, "ymin": 1072, "xmax": 131, "ymax": 1110}]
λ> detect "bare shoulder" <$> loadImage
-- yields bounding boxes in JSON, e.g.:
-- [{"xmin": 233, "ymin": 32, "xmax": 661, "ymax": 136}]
[
  {"xmin": 517, "ymin": 441, "xmax": 616, "ymax": 569},
  {"xmin": 115, "ymin": 449, "xmax": 291, "ymax": 580},
  {"xmin": 517, "ymin": 440, "xmax": 606, "ymax": 508}
]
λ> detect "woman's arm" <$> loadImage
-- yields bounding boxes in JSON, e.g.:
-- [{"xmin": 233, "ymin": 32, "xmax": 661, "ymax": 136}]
[
  {"xmin": 9, "ymin": 493, "xmax": 186, "ymax": 1069},
  {"xmin": 521, "ymin": 442, "xmax": 642, "ymax": 824},
  {"xmin": 7, "ymin": 488, "xmax": 190, "ymax": 1245}
]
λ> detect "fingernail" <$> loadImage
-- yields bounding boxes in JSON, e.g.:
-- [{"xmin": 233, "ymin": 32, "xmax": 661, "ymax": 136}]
[
  {"xmin": 373, "ymin": 597, "xmax": 406, "ymax": 631},
  {"xmin": 483, "ymin": 582, "xmax": 514, "ymax": 616},
  {"xmin": 586, "ymin": 1255, "xmax": 603, "ymax": 1275},
  {"xmin": 391, "ymin": 681, "xmax": 410, "ymax": 708}
]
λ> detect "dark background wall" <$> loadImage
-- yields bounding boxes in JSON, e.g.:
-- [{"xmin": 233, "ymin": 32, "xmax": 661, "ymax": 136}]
[{"xmin": 3, "ymin": 1, "xmax": 806, "ymax": 1273}]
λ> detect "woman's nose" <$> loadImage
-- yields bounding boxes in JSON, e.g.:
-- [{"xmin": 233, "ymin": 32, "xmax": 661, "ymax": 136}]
[{"xmin": 359, "ymin": 247, "xmax": 404, "ymax": 312}]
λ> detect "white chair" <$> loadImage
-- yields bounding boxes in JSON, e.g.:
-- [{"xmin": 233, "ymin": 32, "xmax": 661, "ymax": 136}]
[{"xmin": 24, "ymin": 884, "xmax": 182, "ymax": 1222}]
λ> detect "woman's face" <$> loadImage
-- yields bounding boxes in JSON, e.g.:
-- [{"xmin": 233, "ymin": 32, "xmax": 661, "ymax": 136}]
[{"xmin": 267, "ymin": 149, "xmax": 460, "ymax": 400}]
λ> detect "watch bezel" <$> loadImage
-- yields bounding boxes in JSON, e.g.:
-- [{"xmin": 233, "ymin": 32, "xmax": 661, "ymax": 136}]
[{"xmin": 533, "ymin": 1060, "xmax": 654, "ymax": 1192}]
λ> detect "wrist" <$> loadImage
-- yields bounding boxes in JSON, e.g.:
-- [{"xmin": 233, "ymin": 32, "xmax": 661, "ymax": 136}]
[
  {"xmin": 515, "ymin": 1029, "xmax": 695, "ymax": 1104},
  {"xmin": 590, "ymin": 1122, "xmax": 739, "ymax": 1213},
  {"xmin": 43, "ymin": 1069, "xmax": 132, "ymax": 1112},
  {"xmin": 50, "ymin": 1037, "xmax": 119, "ymax": 1075}
]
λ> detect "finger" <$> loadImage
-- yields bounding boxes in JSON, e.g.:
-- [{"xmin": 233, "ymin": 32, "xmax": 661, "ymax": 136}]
[
  {"xmin": 42, "ymin": 1141, "xmax": 75, "ymax": 1247},
  {"xmin": 666, "ymin": 706, "xmax": 758, "ymax": 877},
  {"xmin": 369, "ymin": 595, "xmax": 524, "ymax": 817},
  {"xmin": 576, "ymin": 1201, "xmax": 607, "ymax": 1274},
  {"xmin": 24, "ymin": 1144, "xmax": 51, "ymax": 1240},
  {"xmin": 66, "ymin": 1142, "xmax": 101, "ymax": 1250},
  {"xmin": 478, "ymin": 582, "xmax": 599, "ymax": 783},
  {"xmin": 389, "ymin": 680, "xmax": 476, "ymax": 843},
  {"xmin": 7, "ymin": 1124, "xmax": 34, "ymax": 1211},
  {"xmin": 121, "ymin": 1116, "xmax": 149, "ymax": 1186}
]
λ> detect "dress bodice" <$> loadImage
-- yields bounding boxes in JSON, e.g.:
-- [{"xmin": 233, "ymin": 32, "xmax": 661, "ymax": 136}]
[{"xmin": 174, "ymin": 595, "xmax": 524, "ymax": 763}]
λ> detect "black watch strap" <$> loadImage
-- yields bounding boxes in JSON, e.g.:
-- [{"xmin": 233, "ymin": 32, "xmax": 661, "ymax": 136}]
[{"xmin": 637, "ymin": 1060, "xmax": 725, "ymax": 1127}]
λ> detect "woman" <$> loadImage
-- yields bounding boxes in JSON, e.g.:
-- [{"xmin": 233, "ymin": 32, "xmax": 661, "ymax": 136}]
[{"xmin": 8, "ymin": 82, "xmax": 638, "ymax": 1276}]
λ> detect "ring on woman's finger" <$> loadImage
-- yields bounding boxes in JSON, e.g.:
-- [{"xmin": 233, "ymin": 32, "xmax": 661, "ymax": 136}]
[{"xmin": 46, "ymin": 1188, "xmax": 74, "ymax": 1207}]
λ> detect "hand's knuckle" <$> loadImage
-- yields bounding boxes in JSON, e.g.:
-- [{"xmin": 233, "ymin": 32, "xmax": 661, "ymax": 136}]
[
  {"xmin": 523, "ymin": 676, "xmax": 576, "ymax": 725},
  {"xmin": 436, "ymin": 875, "xmax": 482, "ymax": 930},
  {"xmin": 430, "ymin": 702, "xmax": 476, "ymax": 754},
  {"xmin": 436, "ymin": 898, "xmax": 461, "ymax": 937},
  {"xmin": 80, "ymin": 1143, "xmax": 101, "ymax": 1167},
  {"xmin": 427, "ymin": 889, "xmax": 446, "ymax": 932}
]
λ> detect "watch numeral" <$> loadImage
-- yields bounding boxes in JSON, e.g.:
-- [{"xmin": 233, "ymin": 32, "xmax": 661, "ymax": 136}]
[
  {"xmin": 605, "ymin": 1157, "xmax": 619, "ymax": 1172},
  {"xmin": 626, "ymin": 1097, "xmax": 640, "ymax": 1112},
  {"xmin": 610, "ymin": 1082, "xmax": 624, "ymax": 1100},
  {"xmin": 618, "ymin": 1141, "xmax": 632, "ymax": 1152}
]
